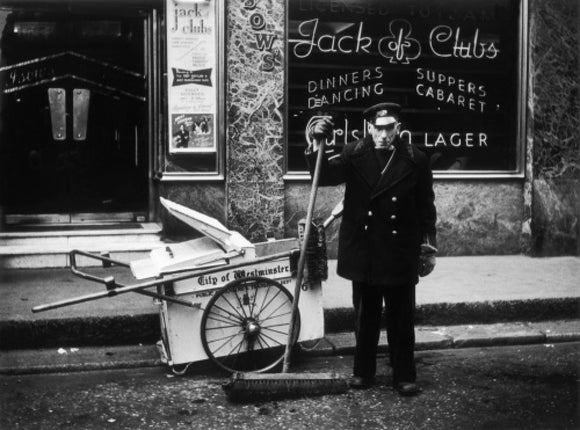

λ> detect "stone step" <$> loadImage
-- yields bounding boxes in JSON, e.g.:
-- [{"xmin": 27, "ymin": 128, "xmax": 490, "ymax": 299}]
[
  {"xmin": 0, "ymin": 223, "xmax": 165, "ymax": 269},
  {"xmin": 0, "ymin": 223, "xmax": 162, "ymax": 246}
]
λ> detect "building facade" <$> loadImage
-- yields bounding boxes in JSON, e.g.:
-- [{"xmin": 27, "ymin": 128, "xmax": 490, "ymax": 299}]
[{"xmin": 0, "ymin": 0, "xmax": 578, "ymax": 267}]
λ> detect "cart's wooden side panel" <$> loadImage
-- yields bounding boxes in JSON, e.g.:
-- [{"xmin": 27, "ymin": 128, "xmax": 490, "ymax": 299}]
[{"xmin": 163, "ymin": 295, "xmax": 208, "ymax": 366}]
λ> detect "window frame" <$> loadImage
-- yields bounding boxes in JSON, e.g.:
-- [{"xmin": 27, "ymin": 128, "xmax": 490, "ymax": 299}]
[{"xmin": 284, "ymin": 0, "xmax": 529, "ymax": 180}]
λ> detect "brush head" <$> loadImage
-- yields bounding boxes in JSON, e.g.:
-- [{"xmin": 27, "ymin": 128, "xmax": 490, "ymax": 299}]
[{"xmin": 223, "ymin": 372, "xmax": 349, "ymax": 403}]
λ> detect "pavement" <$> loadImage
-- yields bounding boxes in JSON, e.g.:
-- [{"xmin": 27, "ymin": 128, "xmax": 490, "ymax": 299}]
[{"xmin": 0, "ymin": 255, "xmax": 579, "ymax": 374}]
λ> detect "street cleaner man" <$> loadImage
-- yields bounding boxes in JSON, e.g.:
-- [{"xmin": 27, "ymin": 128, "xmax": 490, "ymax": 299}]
[{"xmin": 305, "ymin": 103, "xmax": 437, "ymax": 396}]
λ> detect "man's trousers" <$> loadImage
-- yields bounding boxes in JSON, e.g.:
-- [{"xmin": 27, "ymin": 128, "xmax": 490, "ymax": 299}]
[{"xmin": 352, "ymin": 281, "xmax": 417, "ymax": 385}]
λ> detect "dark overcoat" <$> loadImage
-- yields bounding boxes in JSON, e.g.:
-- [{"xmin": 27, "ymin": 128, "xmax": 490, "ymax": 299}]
[{"xmin": 307, "ymin": 135, "xmax": 437, "ymax": 285}]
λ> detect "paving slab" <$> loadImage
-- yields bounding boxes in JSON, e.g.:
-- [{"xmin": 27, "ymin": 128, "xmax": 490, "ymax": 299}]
[
  {"xmin": 322, "ymin": 256, "xmax": 580, "ymax": 309},
  {"xmin": 529, "ymin": 319, "xmax": 580, "ymax": 343},
  {"xmin": 440, "ymin": 323, "xmax": 546, "ymax": 348}
]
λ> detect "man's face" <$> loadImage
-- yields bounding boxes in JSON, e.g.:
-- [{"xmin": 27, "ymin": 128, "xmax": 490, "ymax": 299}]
[{"xmin": 368, "ymin": 121, "xmax": 400, "ymax": 148}]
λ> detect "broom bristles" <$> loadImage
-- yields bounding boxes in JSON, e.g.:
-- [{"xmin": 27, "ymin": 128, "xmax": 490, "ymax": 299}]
[{"xmin": 223, "ymin": 372, "xmax": 349, "ymax": 403}]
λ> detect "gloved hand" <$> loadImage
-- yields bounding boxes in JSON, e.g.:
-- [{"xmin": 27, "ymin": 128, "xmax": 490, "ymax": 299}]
[
  {"xmin": 419, "ymin": 255, "xmax": 436, "ymax": 277},
  {"xmin": 418, "ymin": 243, "xmax": 437, "ymax": 277},
  {"xmin": 306, "ymin": 116, "xmax": 334, "ymax": 151}
]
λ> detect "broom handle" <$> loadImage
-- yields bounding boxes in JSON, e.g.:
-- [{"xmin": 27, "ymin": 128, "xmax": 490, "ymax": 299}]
[{"xmin": 282, "ymin": 136, "xmax": 326, "ymax": 373}]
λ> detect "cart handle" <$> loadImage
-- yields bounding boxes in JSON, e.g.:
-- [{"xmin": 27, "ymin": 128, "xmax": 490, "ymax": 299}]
[
  {"xmin": 69, "ymin": 249, "xmax": 130, "ymax": 286},
  {"xmin": 32, "ymin": 249, "xmax": 300, "ymax": 313}
]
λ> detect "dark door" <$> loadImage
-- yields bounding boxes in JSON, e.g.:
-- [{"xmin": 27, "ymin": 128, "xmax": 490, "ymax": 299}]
[{"xmin": 0, "ymin": 8, "xmax": 149, "ymax": 224}]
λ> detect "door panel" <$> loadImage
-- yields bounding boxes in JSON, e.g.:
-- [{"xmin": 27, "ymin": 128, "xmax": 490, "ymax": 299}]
[{"xmin": 0, "ymin": 8, "xmax": 149, "ymax": 222}]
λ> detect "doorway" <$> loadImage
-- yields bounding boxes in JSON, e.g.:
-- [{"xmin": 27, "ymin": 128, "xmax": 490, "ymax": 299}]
[{"xmin": 0, "ymin": 8, "xmax": 150, "ymax": 225}]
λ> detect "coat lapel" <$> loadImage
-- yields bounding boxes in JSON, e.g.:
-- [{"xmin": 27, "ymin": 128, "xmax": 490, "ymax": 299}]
[
  {"xmin": 371, "ymin": 143, "xmax": 415, "ymax": 200},
  {"xmin": 350, "ymin": 139, "xmax": 381, "ymax": 190}
]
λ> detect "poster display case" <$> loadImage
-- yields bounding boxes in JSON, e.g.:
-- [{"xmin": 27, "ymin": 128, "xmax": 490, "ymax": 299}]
[{"xmin": 162, "ymin": 0, "xmax": 224, "ymax": 178}]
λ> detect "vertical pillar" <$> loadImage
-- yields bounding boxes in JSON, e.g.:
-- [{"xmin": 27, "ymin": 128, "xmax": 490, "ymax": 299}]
[
  {"xmin": 527, "ymin": 0, "xmax": 580, "ymax": 255},
  {"xmin": 522, "ymin": 0, "xmax": 534, "ymax": 254},
  {"xmin": 226, "ymin": 0, "xmax": 285, "ymax": 242}
]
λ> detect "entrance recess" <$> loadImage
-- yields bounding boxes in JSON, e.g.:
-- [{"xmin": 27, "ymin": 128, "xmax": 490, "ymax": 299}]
[{"xmin": 0, "ymin": 8, "xmax": 149, "ymax": 225}]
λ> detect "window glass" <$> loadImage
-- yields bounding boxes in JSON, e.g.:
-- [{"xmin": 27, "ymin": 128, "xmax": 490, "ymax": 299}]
[{"xmin": 287, "ymin": 0, "xmax": 521, "ymax": 174}]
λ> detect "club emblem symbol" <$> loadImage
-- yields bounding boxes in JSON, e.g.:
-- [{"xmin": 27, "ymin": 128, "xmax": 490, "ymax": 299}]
[{"xmin": 378, "ymin": 20, "xmax": 421, "ymax": 64}]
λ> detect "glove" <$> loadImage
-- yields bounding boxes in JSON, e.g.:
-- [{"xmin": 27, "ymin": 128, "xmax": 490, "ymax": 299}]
[
  {"xmin": 306, "ymin": 116, "xmax": 334, "ymax": 151},
  {"xmin": 418, "ymin": 243, "xmax": 437, "ymax": 277},
  {"xmin": 418, "ymin": 255, "xmax": 436, "ymax": 277}
]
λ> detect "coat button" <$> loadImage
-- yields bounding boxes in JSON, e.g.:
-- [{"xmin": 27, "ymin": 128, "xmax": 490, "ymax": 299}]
[
  {"xmin": 390, "ymin": 214, "xmax": 397, "ymax": 220},
  {"xmin": 392, "ymin": 230, "xmax": 398, "ymax": 235},
  {"xmin": 392, "ymin": 196, "xmax": 398, "ymax": 202},
  {"xmin": 368, "ymin": 211, "xmax": 373, "ymax": 216},
  {"xmin": 364, "ymin": 225, "xmax": 368, "ymax": 231}
]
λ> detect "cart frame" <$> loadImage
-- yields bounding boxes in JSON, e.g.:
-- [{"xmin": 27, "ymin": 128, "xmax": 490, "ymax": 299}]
[{"xmin": 33, "ymin": 244, "xmax": 324, "ymax": 374}]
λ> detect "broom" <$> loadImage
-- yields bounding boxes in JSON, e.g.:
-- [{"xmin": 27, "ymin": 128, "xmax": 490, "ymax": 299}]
[{"xmin": 223, "ymin": 134, "xmax": 348, "ymax": 402}]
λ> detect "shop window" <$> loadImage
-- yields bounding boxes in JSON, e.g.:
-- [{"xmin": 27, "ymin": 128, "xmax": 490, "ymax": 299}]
[
  {"xmin": 287, "ymin": 0, "xmax": 526, "ymax": 178},
  {"xmin": 160, "ymin": 0, "xmax": 224, "ymax": 179}
]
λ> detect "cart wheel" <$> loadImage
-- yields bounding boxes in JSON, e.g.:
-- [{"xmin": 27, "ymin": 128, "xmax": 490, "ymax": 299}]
[{"xmin": 200, "ymin": 276, "xmax": 300, "ymax": 374}]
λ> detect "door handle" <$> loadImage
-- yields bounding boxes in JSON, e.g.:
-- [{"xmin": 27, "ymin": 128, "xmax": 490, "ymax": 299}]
[
  {"xmin": 73, "ymin": 88, "xmax": 90, "ymax": 141},
  {"xmin": 48, "ymin": 88, "xmax": 66, "ymax": 140}
]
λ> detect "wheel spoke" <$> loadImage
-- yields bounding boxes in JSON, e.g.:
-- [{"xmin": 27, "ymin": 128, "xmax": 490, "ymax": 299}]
[
  {"xmin": 260, "ymin": 321, "xmax": 291, "ymax": 330},
  {"xmin": 258, "ymin": 331, "xmax": 285, "ymax": 347},
  {"xmin": 255, "ymin": 283, "xmax": 272, "ymax": 319},
  {"xmin": 231, "ymin": 285, "xmax": 249, "ymax": 320},
  {"xmin": 260, "ymin": 299, "xmax": 290, "ymax": 323},
  {"xmin": 217, "ymin": 294, "xmax": 246, "ymax": 321},
  {"xmin": 255, "ymin": 334, "xmax": 269, "ymax": 350},
  {"xmin": 206, "ymin": 312, "xmax": 241, "ymax": 326},
  {"xmin": 211, "ymin": 302, "xmax": 244, "ymax": 323},
  {"xmin": 249, "ymin": 284, "xmax": 260, "ymax": 317},
  {"xmin": 207, "ymin": 329, "xmax": 244, "ymax": 346},
  {"xmin": 255, "ymin": 289, "xmax": 283, "ymax": 318},
  {"xmin": 204, "ymin": 321, "xmax": 240, "ymax": 330},
  {"xmin": 260, "ymin": 310, "xmax": 292, "ymax": 323},
  {"xmin": 220, "ymin": 335, "xmax": 246, "ymax": 362},
  {"xmin": 208, "ymin": 331, "xmax": 245, "ymax": 357},
  {"xmin": 261, "ymin": 326, "xmax": 291, "ymax": 337}
]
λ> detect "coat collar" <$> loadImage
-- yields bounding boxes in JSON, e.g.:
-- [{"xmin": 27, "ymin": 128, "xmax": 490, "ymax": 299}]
[{"xmin": 350, "ymin": 136, "xmax": 416, "ymax": 198}]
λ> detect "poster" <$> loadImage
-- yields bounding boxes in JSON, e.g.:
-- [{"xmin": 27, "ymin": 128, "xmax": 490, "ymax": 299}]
[{"xmin": 166, "ymin": 0, "xmax": 217, "ymax": 153}]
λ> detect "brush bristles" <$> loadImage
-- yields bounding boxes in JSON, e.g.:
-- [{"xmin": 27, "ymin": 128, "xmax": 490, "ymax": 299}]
[{"xmin": 223, "ymin": 372, "xmax": 349, "ymax": 403}]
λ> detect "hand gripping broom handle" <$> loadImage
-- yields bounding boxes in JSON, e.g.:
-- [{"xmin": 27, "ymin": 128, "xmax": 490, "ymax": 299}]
[{"xmin": 282, "ymin": 137, "xmax": 326, "ymax": 373}]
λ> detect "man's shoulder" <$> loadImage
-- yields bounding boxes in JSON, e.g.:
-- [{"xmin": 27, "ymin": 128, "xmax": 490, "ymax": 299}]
[
  {"xmin": 408, "ymin": 145, "xmax": 433, "ymax": 172},
  {"xmin": 394, "ymin": 139, "xmax": 430, "ymax": 169},
  {"xmin": 410, "ymin": 144, "xmax": 428, "ymax": 161}
]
